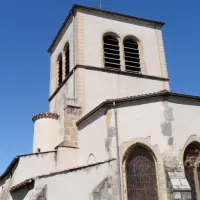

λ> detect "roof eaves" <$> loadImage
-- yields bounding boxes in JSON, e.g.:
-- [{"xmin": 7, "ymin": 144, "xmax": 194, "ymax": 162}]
[
  {"xmin": 0, "ymin": 156, "xmax": 19, "ymax": 180},
  {"xmin": 76, "ymin": 91, "xmax": 168, "ymax": 126},
  {"xmin": 73, "ymin": 4, "xmax": 165, "ymax": 25},
  {"xmin": 0, "ymin": 151, "xmax": 57, "ymax": 180},
  {"xmin": 37, "ymin": 158, "xmax": 116, "ymax": 179},
  {"xmin": 48, "ymin": 4, "xmax": 165, "ymax": 53},
  {"xmin": 76, "ymin": 91, "xmax": 200, "ymax": 126},
  {"xmin": 10, "ymin": 158, "xmax": 116, "ymax": 189}
]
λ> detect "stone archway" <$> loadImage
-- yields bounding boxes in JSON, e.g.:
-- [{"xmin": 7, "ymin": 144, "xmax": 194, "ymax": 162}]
[
  {"xmin": 184, "ymin": 142, "xmax": 200, "ymax": 200},
  {"xmin": 125, "ymin": 146, "xmax": 159, "ymax": 200}
]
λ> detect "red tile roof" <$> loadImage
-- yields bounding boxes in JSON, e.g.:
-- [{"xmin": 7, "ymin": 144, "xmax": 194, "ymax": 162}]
[{"xmin": 32, "ymin": 112, "xmax": 59, "ymax": 122}]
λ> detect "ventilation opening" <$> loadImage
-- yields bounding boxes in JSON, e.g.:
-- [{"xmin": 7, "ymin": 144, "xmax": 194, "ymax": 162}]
[
  {"xmin": 58, "ymin": 55, "xmax": 62, "ymax": 86},
  {"xmin": 65, "ymin": 45, "xmax": 70, "ymax": 77},
  {"xmin": 124, "ymin": 39, "xmax": 141, "ymax": 73},
  {"xmin": 104, "ymin": 36, "xmax": 120, "ymax": 70}
]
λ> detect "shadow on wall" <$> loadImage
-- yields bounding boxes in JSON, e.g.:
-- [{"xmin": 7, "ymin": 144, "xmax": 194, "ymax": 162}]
[
  {"xmin": 10, "ymin": 183, "xmax": 47, "ymax": 200},
  {"xmin": 10, "ymin": 184, "xmax": 33, "ymax": 200},
  {"xmin": 90, "ymin": 176, "xmax": 120, "ymax": 200}
]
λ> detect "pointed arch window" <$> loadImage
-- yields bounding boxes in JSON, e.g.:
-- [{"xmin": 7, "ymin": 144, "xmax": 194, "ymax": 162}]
[
  {"xmin": 184, "ymin": 142, "xmax": 200, "ymax": 200},
  {"xmin": 124, "ymin": 38, "xmax": 140, "ymax": 73},
  {"xmin": 125, "ymin": 147, "xmax": 159, "ymax": 200},
  {"xmin": 64, "ymin": 43, "xmax": 70, "ymax": 77},
  {"xmin": 103, "ymin": 35, "xmax": 120, "ymax": 70},
  {"xmin": 57, "ymin": 54, "xmax": 63, "ymax": 86}
]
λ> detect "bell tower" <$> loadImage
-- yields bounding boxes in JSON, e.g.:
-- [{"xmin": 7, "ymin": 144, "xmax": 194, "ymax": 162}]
[{"xmin": 33, "ymin": 4, "xmax": 170, "ymax": 152}]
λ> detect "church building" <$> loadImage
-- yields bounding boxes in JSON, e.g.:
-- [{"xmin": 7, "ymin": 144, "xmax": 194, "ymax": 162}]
[{"xmin": 1, "ymin": 4, "xmax": 200, "ymax": 200}]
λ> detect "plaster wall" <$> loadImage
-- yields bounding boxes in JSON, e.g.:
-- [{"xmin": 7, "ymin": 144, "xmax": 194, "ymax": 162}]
[
  {"xmin": 168, "ymin": 98, "xmax": 200, "ymax": 157},
  {"xmin": 49, "ymin": 72, "xmax": 76, "ymax": 141},
  {"xmin": 81, "ymin": 10, "xmax": 165, "ymax": 78},
  {"xmin": 79, "ymin": 110, "xmax": 109, "ymax": 166},
  {"xmin": 56, "ymin": 147, "xmax": 79, "ymax": 170},
  {"xmin": 117, "ymin": 98, "xmax": 200, "ymax": 158},
  {"xmin": 37, "ymin": 160, "xmax": 117, "ymax": 200},
  {"xmin": 12, "ymin": 153, "xmax": 57, "ymax": 186},
  {"xmin": 117, "ymin": 100, "xmax": 167, "ymax": 152},
  {"xmin": 84, "ymin": 69, "xmax": 165, "ymax": 114},
  {"xmin": 0, "ymin": 174, "xmax": 12, "ymax": 200},
  {"xmin": 33, "ymin": 118, "xmax": 60, "ymax": 152},
  {"xmin": 49, "ymin": 15, "xmax": 74, "ymax": 96},
  {"xmin": 78, "ymin": 97, "xmax": 200, "ymax": 166}
]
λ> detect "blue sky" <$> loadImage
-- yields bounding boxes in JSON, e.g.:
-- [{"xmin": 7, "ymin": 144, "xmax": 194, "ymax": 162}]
[{"xmin": 0, "ymin": 0, "xmax": 199, "ymax": 174}]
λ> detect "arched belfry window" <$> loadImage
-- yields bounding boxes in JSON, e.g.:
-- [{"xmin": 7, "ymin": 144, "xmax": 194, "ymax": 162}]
[
  {"xmin": 64, "ymin": 43, "xmax": 70, "ymax": 77},
  {"xmin": 57, "ymin": 54, "xmax": 63, "ymax": 86},
  {"xmin": 124, "ymin": 38, "xmax": 140, "ymax": 73},
  {"xmin": 184, "ymin": 142, "xmax": 200, "ymax": 200},
  {"xmin": 125, "ymin": 147, "xmax": 159, "ymax": 200},
  {"xmin": 103, "ymin": 35, "xmax": 120, "ymax": 70}
]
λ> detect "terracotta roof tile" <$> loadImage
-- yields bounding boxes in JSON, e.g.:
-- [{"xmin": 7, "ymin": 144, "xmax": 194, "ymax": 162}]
[{"xmin": 32, "ymin": 112, "xmax": 59, "ymax": 122}]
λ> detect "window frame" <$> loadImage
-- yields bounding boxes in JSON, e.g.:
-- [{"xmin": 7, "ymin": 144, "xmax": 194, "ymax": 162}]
[
  {"xmin": 123, "ymin": 36, "xmax": 141, "ymax": 74},
  {"xmin": 57, "ymin": 53, "xmax": 63, "ymax": 87},
  {"xmin": 103, "ymin": 33, "xmax": 121, "ymax": 71}
]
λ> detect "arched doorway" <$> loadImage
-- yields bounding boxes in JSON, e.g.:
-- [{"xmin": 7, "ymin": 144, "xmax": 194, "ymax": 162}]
[{"xmin": 125, "ymin": 146, "xmax": 159, "ymax": 200}]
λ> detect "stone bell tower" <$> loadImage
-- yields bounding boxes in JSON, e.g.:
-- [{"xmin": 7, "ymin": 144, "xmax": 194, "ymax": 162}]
[{"xmin": 32, "ymin": 4, "xmax": 170, "ymax": 153}]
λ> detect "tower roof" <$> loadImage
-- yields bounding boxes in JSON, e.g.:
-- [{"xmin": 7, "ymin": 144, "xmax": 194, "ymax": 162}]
[{"xmin": 48, "ymin": 4, "xmax": 165, "ymax": 53}]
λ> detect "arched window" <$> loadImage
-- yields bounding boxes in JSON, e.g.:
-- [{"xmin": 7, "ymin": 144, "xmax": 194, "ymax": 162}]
[
  {"xmin": 57, "ymin": 54, "xmax": 63, "ymax": 86},
  {"xmin": 184, "ymin": 142, "xmax": 200, "ymax": 200},
  {"xmin": 103, "ymin": 35, "xmax": 120, "ymax": 70},
  {"xmin": 64, "ymin": 43, "xmax": 70, "ymax": 77},
  {"xmin": 124, "ymin": 38, "xmax": 140, "ymax": 73},
  {"xmin": 126, "ymin": 147, "xmax": 158, "ymax": 200}
]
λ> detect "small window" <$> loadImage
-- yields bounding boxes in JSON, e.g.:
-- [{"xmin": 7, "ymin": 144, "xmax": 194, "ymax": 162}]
[
  {"xmin": 64, "ymin": 43, "xmax": 70, "ymax": 77},
  {"xmin": 103, "ymin": 35, "xmax": 120, "ymax": 70},
  {"xmin": 57, "ymin": 54, "xmax": 63, "ymax": 86},
  {"xmin": 124, "ymin": 38, "xmax": 140, "ymax": 73}
]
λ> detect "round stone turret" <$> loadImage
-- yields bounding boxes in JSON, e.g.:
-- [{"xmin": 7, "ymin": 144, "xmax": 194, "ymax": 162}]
[{"xmin": 32, "ymin": 112, "xmax": 60, "ymax": 152}]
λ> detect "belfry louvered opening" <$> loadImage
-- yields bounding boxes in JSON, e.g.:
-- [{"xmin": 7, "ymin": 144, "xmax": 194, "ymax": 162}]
[
  {"xmin": 124, "ymin": 38, "xmax": 141, "ymax": 73},
  {"xmin": 103, "ymin": 35, "xmax": 120, "ymax": 70},
  {"xmin": 58, "ymin": 54, "xmax": 63, "ymax": 86},
  {"xmin": 65, "ymin": 44, "xmax": 70, "ymax": 77}
]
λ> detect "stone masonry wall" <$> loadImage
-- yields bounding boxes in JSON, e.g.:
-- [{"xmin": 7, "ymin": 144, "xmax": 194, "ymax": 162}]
[{"xmin": 64, "ymin": 105, "xmax": 82, "ymax": 146}]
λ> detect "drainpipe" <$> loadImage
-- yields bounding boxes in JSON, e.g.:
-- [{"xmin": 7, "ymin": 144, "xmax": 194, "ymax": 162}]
[
  {"xmin": 72, "ymin": 10, "xmax": 76, "ymax": 104},
  {"xmin": 113, "ymin": 102, "xmax": 123, "ymax": 200}
]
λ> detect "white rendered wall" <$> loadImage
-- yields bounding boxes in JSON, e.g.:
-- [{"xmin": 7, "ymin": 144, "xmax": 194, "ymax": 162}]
[
  {"xmin": 117, "ymin": 100, "xmax": 167, "ymax": 153},
  {"xmin": 117, "ymin": 98, "xmax": 200, "ymax": 156},
  {"xmin": 0, "ymin": 148, "xmax": 80, "ymax": 194},
  {"xmin": 33, "ymin": 118, "xmax": 60, "ymax": 152},
  {"xmin": 84, "ymin": 69, "xmax": 165, "ymax": 114},
  {"xmin": 169, "ymin": 99, "xmax": 200, "ymax": 155},
  {"xmin": 56, "ymin": 147, "xmax": 79, "ymax": 170},
  {"xmin": 78, "ymin": 97, "xmax": 200, "ymax": 165},
  {"xmin": 37, "ymin": 160, "xmax": 116, "ymax": 200},
  {"xmin": 49, "ymin": 72, "xmax": 75, "ymax": 142},
  {"xmin": 82, "ymin": 10, "xmax": 164, "ymax": 77},
  {"xmin": 49, "ymin": 15, "xmax": 74, "ymax": 96},
  {"xmin": 79, "ymin": 110, "xmax": 109, "ymax": 166}
]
